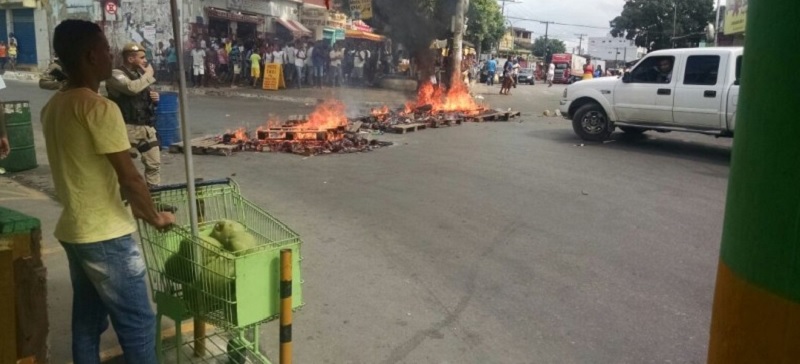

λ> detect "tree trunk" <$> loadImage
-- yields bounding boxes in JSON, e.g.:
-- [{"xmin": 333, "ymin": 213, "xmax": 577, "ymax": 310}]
[{"xmin": 450, "ymin": 0, "xmax": 468, "ymax": 87}]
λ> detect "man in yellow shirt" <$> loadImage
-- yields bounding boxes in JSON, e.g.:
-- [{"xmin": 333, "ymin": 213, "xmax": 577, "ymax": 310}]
[
  {"xmin": 41, "ymin": 20, "xmax": 174, "ymax": 363},
  {"xmin": 250, "ymin": 50, "xmax": 262, "ymax": 88}
]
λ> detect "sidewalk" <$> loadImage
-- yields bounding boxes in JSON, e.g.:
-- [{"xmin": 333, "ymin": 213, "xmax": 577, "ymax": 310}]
[{"xmin": 4, "ymin": 70, "xmax": 416, "ymax": 106}]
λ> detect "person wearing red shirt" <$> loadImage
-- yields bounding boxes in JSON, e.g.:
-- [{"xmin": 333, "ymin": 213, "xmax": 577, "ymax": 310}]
[{"xmin": 583, "ymin": 62, "xmax": 594, "ymax": 80}]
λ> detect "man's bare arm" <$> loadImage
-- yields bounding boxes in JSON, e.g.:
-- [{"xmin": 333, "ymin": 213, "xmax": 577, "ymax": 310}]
[{"xmin": 106, "ymin": 150, "xmax": 174, "ymax": 228}]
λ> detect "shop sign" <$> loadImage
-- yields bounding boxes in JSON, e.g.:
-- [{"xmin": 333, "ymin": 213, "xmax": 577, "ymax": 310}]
[
  {"xmin": 349, "ymin": 0, "xmax": 372, "ymax": 20},
  {"xmin": 207, "ymin": 7, "xmax": 265, "ymax": 24},
  {"xmin": 228, "ymin": 0, "xmax": 273, "ymax": 15},
  {"xmin": 724, "ymin": 0, "xmax": 747, "ymax": 35},
  {"xmin": 262, "ymin": 64, "xmax": 286, "ymax": 90}
]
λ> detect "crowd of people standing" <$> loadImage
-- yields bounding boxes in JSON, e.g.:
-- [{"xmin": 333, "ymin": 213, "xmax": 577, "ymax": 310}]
[{"xmin": 144, "ymin": 35, "xmax": 394, "ymax": 90}]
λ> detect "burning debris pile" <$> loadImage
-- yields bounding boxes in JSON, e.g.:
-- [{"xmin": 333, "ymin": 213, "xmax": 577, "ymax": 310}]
[
  {"xmin": 170, "ymin": 81, "xmax": 519, "ymax": 157},
  {"xmin": 353, "ymin": 81, "xmax": 518, "ymax": 133},
  {"xmin": 172, "ymin": 100, "xmax": 393, "ymax": 157}
]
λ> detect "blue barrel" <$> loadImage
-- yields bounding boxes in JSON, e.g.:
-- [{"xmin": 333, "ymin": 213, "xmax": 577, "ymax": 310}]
[{"xmin": 155, "ymin": 92, "xmax": 181, "ymax": 149}]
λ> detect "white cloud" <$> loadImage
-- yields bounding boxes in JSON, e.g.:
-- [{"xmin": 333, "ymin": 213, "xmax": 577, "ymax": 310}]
[{"xmin": 500, "ymin": 0, "xmax": 624, "ymax": 53}]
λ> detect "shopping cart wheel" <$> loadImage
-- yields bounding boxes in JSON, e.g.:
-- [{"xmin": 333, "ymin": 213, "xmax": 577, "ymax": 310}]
[{"xmin": 227, "ymin": 337, "xmax": 247, "ymax": 364}]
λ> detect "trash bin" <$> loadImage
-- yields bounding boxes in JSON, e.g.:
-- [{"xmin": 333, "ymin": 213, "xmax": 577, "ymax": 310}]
[
  {"xmin": 0, "ymin": 207, "xmax": 48, "ymax": 363},
  {"xmin": 0, "ymin": 101, "xmax": 37, "ymax": 172},
  {"xmin": 155, "ymin": 92, "xmax": 181, "ymax": 149}
]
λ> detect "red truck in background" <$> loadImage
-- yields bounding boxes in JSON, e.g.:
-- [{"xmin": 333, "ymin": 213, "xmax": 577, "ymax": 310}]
[{"xmin": 552, "ymin": 53, "xmax": 587, "ymax": 84}]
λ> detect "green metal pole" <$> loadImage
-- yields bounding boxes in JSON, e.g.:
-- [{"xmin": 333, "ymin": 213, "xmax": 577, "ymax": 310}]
[{"xmin": 707, "ymin": 1, "xmax": 800, "ymax": 362}]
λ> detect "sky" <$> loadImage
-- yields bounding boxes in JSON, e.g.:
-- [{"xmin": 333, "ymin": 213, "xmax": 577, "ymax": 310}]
[{"xmin": 498, "ymin": 0, "xmax": 625, "ymax": 52}]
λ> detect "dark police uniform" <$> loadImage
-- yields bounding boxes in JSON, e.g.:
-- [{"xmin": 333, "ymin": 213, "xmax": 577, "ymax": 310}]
[{"xmin": 105, "ymin": 42, "xmax": 161, "ymax": 187}]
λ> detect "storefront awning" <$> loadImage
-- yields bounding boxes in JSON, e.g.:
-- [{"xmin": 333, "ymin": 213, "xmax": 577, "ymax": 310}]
[
  {"xmin": 276, "ymin": 18, "xmax": 312, "ymax": 37},
  {"xmin": 345, "ymin": 29, "xmax": 384, "ymax": 42}
]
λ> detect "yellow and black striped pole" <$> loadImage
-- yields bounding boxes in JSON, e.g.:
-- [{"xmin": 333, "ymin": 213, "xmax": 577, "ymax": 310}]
[
  {"xmin": 280, "ymin": 249, "xmax": 293, "ymax": 364},
  {"xmin": 707, "ymin": 0, "xmax": 800, "ymax": 362}
]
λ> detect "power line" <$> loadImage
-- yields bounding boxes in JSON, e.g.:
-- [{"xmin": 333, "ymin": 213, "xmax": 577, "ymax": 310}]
[{"xmin": 505, "ymin": 16, "xmax": 610, "ymax": 30}]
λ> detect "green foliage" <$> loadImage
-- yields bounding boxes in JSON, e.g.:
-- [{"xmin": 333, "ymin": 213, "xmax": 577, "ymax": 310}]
[
  {"xmin": 532, "ymin": 36, "xmax": 566, "ymax": 57},
  {"xmin": 338, "ymin": 0, "xmax": 504, "ymax": 55},
  {"xmin": 465, "ymin": 0, "xmax": 506, "ymax": 52},
  {"xmin": 610, "ymin": 0, "xmax": 714, "ymax": 51}
]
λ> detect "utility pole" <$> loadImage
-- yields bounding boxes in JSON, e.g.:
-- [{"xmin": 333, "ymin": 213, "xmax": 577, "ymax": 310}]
[
  {"xmin": 543, "ymin": 21, "xmax": 550, "ymax": 63},
  {"xmin": 498, "ymin": 0, "xmax": 520, "ymax": 17},
  {"xmin": 575, "ymin": 33, "xmax": 588, "ymax": 55},
  {"xmin": 451, "ymin": 0, "xmax": 468, "ymax": 87},
  {"xmin": 714, "ymin": 0, "xmax": 722, "ymax": 46},
  {"xmin": 707, "ymin": 0, "xmax": 800, "ymax": 362},
  {"xmin": 672, "ymin": 1, "xmax": 678, "ymax": 48}
]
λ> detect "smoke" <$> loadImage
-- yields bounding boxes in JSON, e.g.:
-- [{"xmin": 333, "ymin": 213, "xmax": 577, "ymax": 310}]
[{"xmin": 370, "ymin": 0, "xmax": 456, "ymax": 54}]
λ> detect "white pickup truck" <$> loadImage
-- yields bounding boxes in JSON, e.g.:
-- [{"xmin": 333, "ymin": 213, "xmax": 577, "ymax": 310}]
[{"xmin": 559, "ymin": 47, "xmax": 743, "ymax": 141}]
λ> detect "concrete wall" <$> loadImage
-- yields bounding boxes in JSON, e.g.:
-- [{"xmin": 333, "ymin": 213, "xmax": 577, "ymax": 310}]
[{"xmin": 33, "ymin": 7, "xmax": 49, "ymax": 69}]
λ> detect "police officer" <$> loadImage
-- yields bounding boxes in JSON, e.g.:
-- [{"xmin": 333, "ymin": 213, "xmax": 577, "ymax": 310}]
[
  {"xmin": 106, "ymin": 42, "xmax": 162, "ymax": 188},
  {"xmin": 39, "ymin": 58, "xmax": 68, "ymax": 90}
]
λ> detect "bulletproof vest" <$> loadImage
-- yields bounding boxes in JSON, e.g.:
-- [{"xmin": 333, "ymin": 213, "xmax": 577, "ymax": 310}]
[{"xmin": 108, "ymin": 66, "xmax": 154, "ymax": 126}]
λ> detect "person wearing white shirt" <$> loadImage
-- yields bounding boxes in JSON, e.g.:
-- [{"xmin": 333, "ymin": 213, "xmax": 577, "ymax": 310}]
[
  {"xmin": 294, "ymin": 42, "xmax": 307, "ymax": 88},
  {"xmin": 305, "ymin": 42, "xmax": 315, "ymax": 86},
  {"xmin": 329, "ymin": 43, "xmax": 344, "ymax": 87},
  {"xmin": 284, "ymin": 43, "xmax": 296, "ymax": 86},
  {"xmin": 353, "ymin": 44, "xmax": 369, "ymax": 83},
  {"xmin": 272, "ymin": 47, "xmax": 284, "ymax": 65},
  {"xmin": 190, "ymin": 43, "xmax": 206, "ymax": 87}
]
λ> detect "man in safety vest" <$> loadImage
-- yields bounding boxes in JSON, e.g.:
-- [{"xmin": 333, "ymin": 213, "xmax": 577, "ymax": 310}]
[{"xmin": 106, "ymin": 42, "xmax": 162, "ymax": 188}]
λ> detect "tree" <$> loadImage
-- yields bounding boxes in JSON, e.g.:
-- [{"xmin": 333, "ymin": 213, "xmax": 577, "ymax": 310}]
[
  {"xmin": 465, "ymin": 0, "xmax": 506, "ymax": 56},
  {"xmin": 532, "ymin": 36, "xmax": 566, "ymax": 57},
  {"xmin": 610, "ymin": 0, "xmax": 714, "ymax": 51}
]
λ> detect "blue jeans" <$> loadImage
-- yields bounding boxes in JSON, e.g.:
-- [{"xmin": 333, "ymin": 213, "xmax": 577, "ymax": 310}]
[
  {"xmin": 61, "ymin": 235, "xmax": 157, "ymax": 364},
  {"xmin": 313, "ymin": 65, "xmax": 325, "ymax": 78},
  {"xmin": 294, "ymin": 64, "xmax": 304, "ymax": 87},
  {"xmin": 487, "ymin": 71, "xmax": 496, "ymax": 85}
]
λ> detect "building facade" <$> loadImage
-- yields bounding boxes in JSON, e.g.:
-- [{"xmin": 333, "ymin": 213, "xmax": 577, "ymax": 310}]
[
  {"xmin": 512, "ymin": 27, "xmax": 532, "ymax": 45},
  {"xmin": 587, "ymin": 36, "xmax": 644, "ymax": 62},
  {"xmin": 24, "ymin": 0, "xmax": 378, "ymax": 70},
  {"xmin": 1, "ymin": 0, "xmax": 51, "ymax": 68}
]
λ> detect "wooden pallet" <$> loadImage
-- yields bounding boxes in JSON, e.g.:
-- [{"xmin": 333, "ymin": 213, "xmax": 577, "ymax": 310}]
[
  {"xmin": 429, "ymin": 118, "xmax": 464, "ymax": 128},
  {"xmin": 169, "ymin": 137, "xmax": 240, "ymax": 156},
  {"xmin": 469, "ymin": 109, "xmax": 522, "ymax": 122},
  {"xmin": 389, "ymin": 123, "xmax": 427, "ymax": 134}
]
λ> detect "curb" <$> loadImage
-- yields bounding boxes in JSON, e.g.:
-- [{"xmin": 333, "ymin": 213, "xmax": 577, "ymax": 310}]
[
  {"xmin": 151, "ymin": 86, "xmax": 392, "ymax": 107},
  {"xmin": 4, "ymin": 71, "xmax": 406, "ymax": 107},
  {"xmin": 2, "ymin": 71, "xmax": 40, "ymax": 82}
]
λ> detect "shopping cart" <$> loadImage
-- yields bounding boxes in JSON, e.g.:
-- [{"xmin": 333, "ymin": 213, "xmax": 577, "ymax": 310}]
[{"xmin": 137, "ymin": 178, "xmax": 304, "ymax": 363}]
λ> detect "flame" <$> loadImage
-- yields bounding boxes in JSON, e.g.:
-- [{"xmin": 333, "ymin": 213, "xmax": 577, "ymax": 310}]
[
  {"xmin": 225, "ymin": 127, "xmax": 249, "ymax": 143},
  {"xmin": 292, "ymin": 100, "xmax": 348, "ymax": 141},
  {"xmin": 403, "ymin": 102, "xmax": 414, "ymax": 115},
  {"xmin": 306, "ymin": 100, "xmax": 348, "ymax": 130},
  {"xmin": 371, "ymin": 105, "xmax": 390, "ymax": 116},
  {"xmin": 415, "ymin": 81, "xmax": 480, "ymax": 114}
]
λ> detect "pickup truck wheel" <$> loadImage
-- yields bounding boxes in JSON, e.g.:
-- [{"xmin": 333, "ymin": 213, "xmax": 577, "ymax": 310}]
[
  {"xmin": 619, "ymin": 126, "xmax": 646, "ymax": 135},
  {"xmin": 572, "ymin": 103, "xmax": 612, "ymax": 141}
]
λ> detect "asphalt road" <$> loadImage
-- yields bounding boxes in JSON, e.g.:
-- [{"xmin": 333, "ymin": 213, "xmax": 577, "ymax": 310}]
[{"xmin": 2, "ymin": 80, "xmax": 732, "ymax": 363}]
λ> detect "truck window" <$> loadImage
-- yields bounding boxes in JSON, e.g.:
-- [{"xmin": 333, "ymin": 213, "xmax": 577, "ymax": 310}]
[
  {"xmin": 735, "ymin": 56, "xmax": 743, "ymax": 84},
  {"xmin": 630, "ymin": 56, "xmax": 675, "ymax": 84},
  {"xmin": 683, "ymin": 55, "xmax": 721, "ymax": 85}
]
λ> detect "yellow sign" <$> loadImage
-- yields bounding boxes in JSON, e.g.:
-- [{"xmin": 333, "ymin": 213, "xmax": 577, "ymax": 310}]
[
  {"xmin": 350, "ymin": 0, "xmax": 372, "ymax": 20},
  {"xmin": 724, "ymin": 0, "xmax": 747, "ymax": 35},
  {"xmin": 262, "ymin": 64, "xmax": 286, "ymax": 91}
]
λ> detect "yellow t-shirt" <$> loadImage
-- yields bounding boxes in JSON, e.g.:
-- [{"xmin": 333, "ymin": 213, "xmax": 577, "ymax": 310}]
[{"xmin": 41, "ymin": 88, "xmax": 137, "ymax": 243}]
